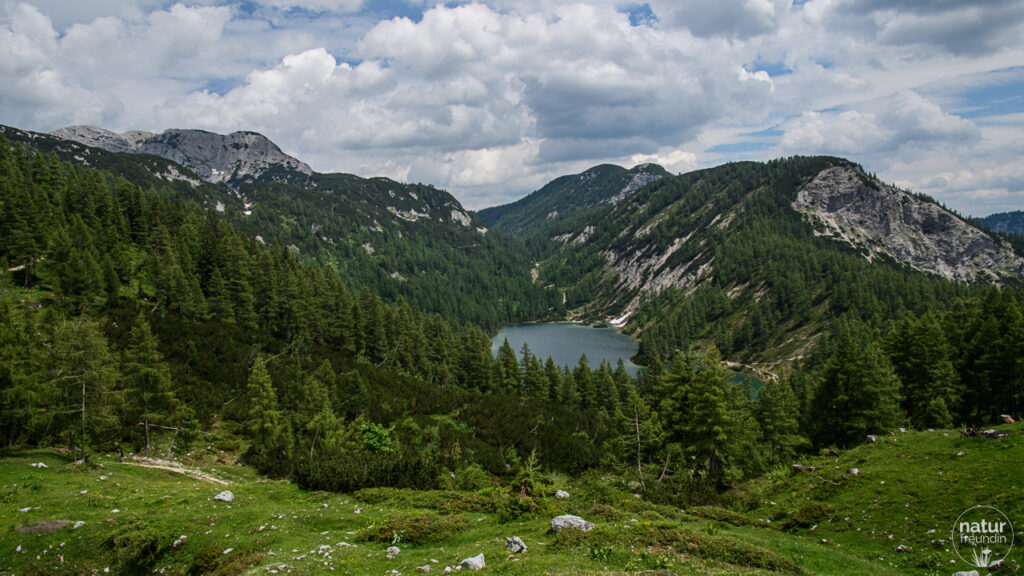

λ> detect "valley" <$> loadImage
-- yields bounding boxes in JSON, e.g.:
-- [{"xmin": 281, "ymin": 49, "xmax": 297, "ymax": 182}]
[{"xmin": 1, "ymin": 123, "xmax": 1023, "ymax": 575}]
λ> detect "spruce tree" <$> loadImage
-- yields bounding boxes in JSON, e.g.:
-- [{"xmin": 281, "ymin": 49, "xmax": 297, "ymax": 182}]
[
  {"xmin": 123, "ymin": 313, "xmax": 178, "ymax": 454},
  {"xmin": 245, "ymin": 356, "xmax": 293, "ymax": 476},
  {"xmin": 810, "ymin": 320, "xmax": 903, "ymax": 447},
  {"xmin": 754, "ymin": 378, "xmax": 805, "ymax": 466}
]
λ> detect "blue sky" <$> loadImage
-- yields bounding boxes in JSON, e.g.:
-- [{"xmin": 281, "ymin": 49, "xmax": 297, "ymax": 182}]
[{"xmin": 2, "ymin": 0, "xmax": 1023, "ymax": 215}]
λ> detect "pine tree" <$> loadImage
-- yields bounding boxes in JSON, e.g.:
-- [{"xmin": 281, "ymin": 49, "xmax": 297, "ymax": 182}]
[
  {"xmin": 245, "ymin": 356, "xmax": 293, "ymax": 476},
  {"xmin": 888, "ymin": 313, "xmax": 959, "ymax": 429},
  {"xmin": 496, "ymin": 338, "xmax": 519, "ymax": 393},
  {"xmin": 49, "ymin": 317, "xmax": 119, "ymax": 462},
  {"xmin": 123, "ymin": 313, "xmax": 178, "ymax": 454},
  {"xmin": 574, "ymin": 354, "xmax": 594, "ymax": 409},
  {"xmin": 755, "ymin": 378, "xmax": 805, "ymax": 466},
  {"xmin": 810, "ymin": 320, "xmax": 903, "ymax": 447},
  {"xmin": 544, "ymin": 356, "xmax": 562, "ymax": 401}
]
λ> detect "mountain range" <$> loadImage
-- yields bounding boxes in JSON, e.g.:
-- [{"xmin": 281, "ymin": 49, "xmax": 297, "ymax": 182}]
[{"xmin": 7, "ymin": 123, "xmax": 1023, "ymax": 367}]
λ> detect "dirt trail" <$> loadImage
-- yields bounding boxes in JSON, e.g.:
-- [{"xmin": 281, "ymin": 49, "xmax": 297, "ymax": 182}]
[{"xmin": 125, "ymin": 456, "xmax": 230, "ymax": 485}]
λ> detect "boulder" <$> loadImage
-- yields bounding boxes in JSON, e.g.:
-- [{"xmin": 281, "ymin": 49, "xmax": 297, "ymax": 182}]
[
  {"xmin": 554, "ymin": 490, "xmax": 570, "ymax": 499},
  {"xmin": 551, "ymin": 515, "xmax": 594, "ymax": 532},
  {"xmin": 214, "ymin": 491, "xmax": 234, "ymax": 502},
  {"xmin": 505, "ymin": 536, "xmax": 527, "ymax": 554},
  {"xmin": 459, "ymin": 553, "xmax": 485, "ymax": 571}
]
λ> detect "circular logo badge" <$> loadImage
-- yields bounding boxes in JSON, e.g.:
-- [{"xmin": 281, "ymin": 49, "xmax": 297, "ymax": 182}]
[{"xmin": 952, "ymin": 505, "xmax": 1014, "ymax": 568}]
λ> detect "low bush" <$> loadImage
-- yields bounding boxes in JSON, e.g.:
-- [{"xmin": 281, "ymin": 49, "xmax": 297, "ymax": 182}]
[{"xmin": 362, "ymin": 513, "xmax": 469, "ymax": 545}]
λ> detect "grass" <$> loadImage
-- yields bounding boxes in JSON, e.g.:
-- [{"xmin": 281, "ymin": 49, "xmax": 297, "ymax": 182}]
[{"xmin": 1, "ymin": 424, "xmax": 1021, "ymax": 575}]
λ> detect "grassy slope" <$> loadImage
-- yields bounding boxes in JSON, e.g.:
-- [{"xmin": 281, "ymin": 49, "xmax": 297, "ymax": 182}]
[
  {"xmin": 740, "ymin": 423, "xmax": 1024, "ymax": 575},
  {"xmin": 3, "ymin": 424, "xmax": 1020, "ymax": 575}
]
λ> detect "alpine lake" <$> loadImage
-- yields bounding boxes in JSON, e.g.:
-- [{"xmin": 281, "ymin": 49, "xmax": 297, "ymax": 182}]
[{"xmin": 491, "ymin": 322, "xmax": 642, "ymax": 377}]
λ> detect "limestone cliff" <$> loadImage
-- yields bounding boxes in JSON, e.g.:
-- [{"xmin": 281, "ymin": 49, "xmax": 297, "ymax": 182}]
[
  {"xmin": 52, "ymin": 126, "xmax": 312, "ymax": 185},
  {"xmin": 793, "ymin": 165, "xmax": 1024, "ymax": 281}
]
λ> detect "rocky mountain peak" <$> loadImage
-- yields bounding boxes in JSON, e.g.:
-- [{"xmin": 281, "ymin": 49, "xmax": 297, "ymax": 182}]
[
  {"xmin": 51, "ymin": 126, "xmax": 312, "ymax": 185},
  {"xmin": 793, "ymin": 165, "xmax": 1024, "ymax": 281}
]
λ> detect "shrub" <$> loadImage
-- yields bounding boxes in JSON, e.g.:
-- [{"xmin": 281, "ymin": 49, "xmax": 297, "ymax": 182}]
[
  {"xmin": 362, "ymin": 513, "xmax": 469, "ymax": 545},
  {"xmin": 782, "ymin": 501, "xmax": 834, "ymax": 531},
  {"xmin": 103, "ymin": 517, "xmax": 168, "ymax": 573},
  {"xmin": 188, "ymin": 546, "xmax": 263, "ymax": 576}
]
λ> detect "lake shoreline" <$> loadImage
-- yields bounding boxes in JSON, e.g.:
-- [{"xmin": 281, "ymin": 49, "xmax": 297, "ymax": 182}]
[{"xmin": 491, "ymin": 322, "xmax": 644, "ymax": 377}]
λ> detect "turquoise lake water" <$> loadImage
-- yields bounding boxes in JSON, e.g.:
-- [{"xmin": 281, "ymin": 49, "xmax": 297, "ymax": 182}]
[{"xmin": 491, "ymin": 323, "xmax": 641, "ymax": 377}]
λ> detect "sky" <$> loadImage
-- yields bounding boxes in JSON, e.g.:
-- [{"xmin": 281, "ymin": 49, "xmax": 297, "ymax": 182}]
[{"xmin": 1, "ymin": 1, "xmax": 1023, "ymax": 215}]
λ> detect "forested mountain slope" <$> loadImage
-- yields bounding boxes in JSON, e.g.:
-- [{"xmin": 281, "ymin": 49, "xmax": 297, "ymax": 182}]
[
  {"xmin": 477, "ymin": 163, "xmax": 670, "ymax": 237},
  {"xmin": 526, "ymin": 157, "xmax": 1023, "ymax": 365},
  {"xmin": 979, "ymin": 209, "xmax": 1024, "ymax": 237},
  {"xmin": 2, "ymin": 125, "xmax": 555, "ymax": 329}
]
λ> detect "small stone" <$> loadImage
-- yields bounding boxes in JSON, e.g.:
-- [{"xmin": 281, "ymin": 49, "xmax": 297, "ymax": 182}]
[
  {"xmin": 18, "ymin": 507, "xmax": 31, "ymax": 513},
  {"xmin": 505, "ymin": 536, "xmax": 527, "ymax": 554},
  {"xmin": 554, "ymin": 490, "xmax": 570, "ymax": 499},
  {"xmin": 386, "ymin": 546, "xmax": 400, "ymax": 556},
  {"xmin": 847, "ymin": 468, "xmax": 860, "ymax": 475},
  {"xmin": 951, "ymin": 571, "xmax": 980, "ymax": 576},
  {"xmin": 73, "ymin": 521, "xmax": 85, "ymax": 530},
  {"xmin": 895, "ymin": 544, "xmax": 908, "ymax": 552},
  {"xmin": 30, "ymin": 462, "xmax": 48, "ymax": 469},
  {"xmin": 459, "ymin": 553, "xmax": 485, "ymax": 571},
  {"xmin": 214, "ymin": 491, "xmax": 234, "ymax": 502},
  {"xmin": 416, "ymin": 565, "xmax": 431, "ymax": 572},
  {"xmin": 223, "ymin": 548, "xmax": 233, "ymax": 555},
  {"xmin": 866, "ymin": 435, "xmax": 878, "ymax": 443}
]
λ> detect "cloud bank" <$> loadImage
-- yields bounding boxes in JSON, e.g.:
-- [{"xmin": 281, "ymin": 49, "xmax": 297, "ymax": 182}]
[{"xmin": 2, "ymin": 0, "xmax": 1023, "ymax": 214}]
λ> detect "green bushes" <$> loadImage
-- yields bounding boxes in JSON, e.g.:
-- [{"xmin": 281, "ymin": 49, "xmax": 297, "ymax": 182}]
[
  {"xmin": 362, "ymin": 513, "xmax": 469, "ymax": 545},
  {"xmin": 293, "ymin": 447, "xmax": 439, "ymax": 492},
  {"xmin": 781, "ymin": 501, "xmax": 834, "ymax": 531},
  {"xmin": 103, "ymin": 517, "xmax": 169, "ymax": 574}
]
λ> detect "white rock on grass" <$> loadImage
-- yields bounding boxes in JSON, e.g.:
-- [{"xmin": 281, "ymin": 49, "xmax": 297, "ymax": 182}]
[
  {"xmin": 952, "ymin": 571, "xmax": 980, "ymax": 576},
  {"xmin": 550, "ymin": 515, "xmax": 594, "ymax": 532},
  {"xmin": 73, "ymin": 521, "xmax": 86, "ymax": 530},
  {"xmin": 214, "ymin": 491, "xmax": 234, "ymax": 502},
  {"xmin": 459, "ymin": 553, "xmax": 485, "ymax": 571},
  {"xmin": 416, "ymin": 565, "xmax": 431, "ymax": 572},
  {"xmin": 505, "ymin": 536, "xmax": 527, "ymax": 554},
  {"xmin": 554, "ymin": 490, "xmax": 570, "ymax": 499}
]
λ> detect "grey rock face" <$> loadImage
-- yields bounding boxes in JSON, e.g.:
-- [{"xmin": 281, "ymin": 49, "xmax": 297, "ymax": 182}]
[
  {"xmin": 793, "ymin": 166, "xmax": 1024, "ymax": 281},
  {"xmin": 52, "ymin": 126, "xmax": 313, "ymax": 185},
  {"xmin": 550, "ymin": 514, "xmax": 594, "ymax": 532},
  {"xmin": 213, "ymin": 490, "xmax": 234, "ymax": 502}
]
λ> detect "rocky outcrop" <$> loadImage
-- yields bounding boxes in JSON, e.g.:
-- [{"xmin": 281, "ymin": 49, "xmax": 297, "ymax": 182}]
[
  {"xmin": 52, "ymin": 125, "xmax": 312, "ymax": 185},
  {"xmin": 550, "ymin": 515, "xmax": 594, "ymax": 532},
  {"xmin": 794, "ymin": 166, "xmax": 1024, "ymax": 281}
]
